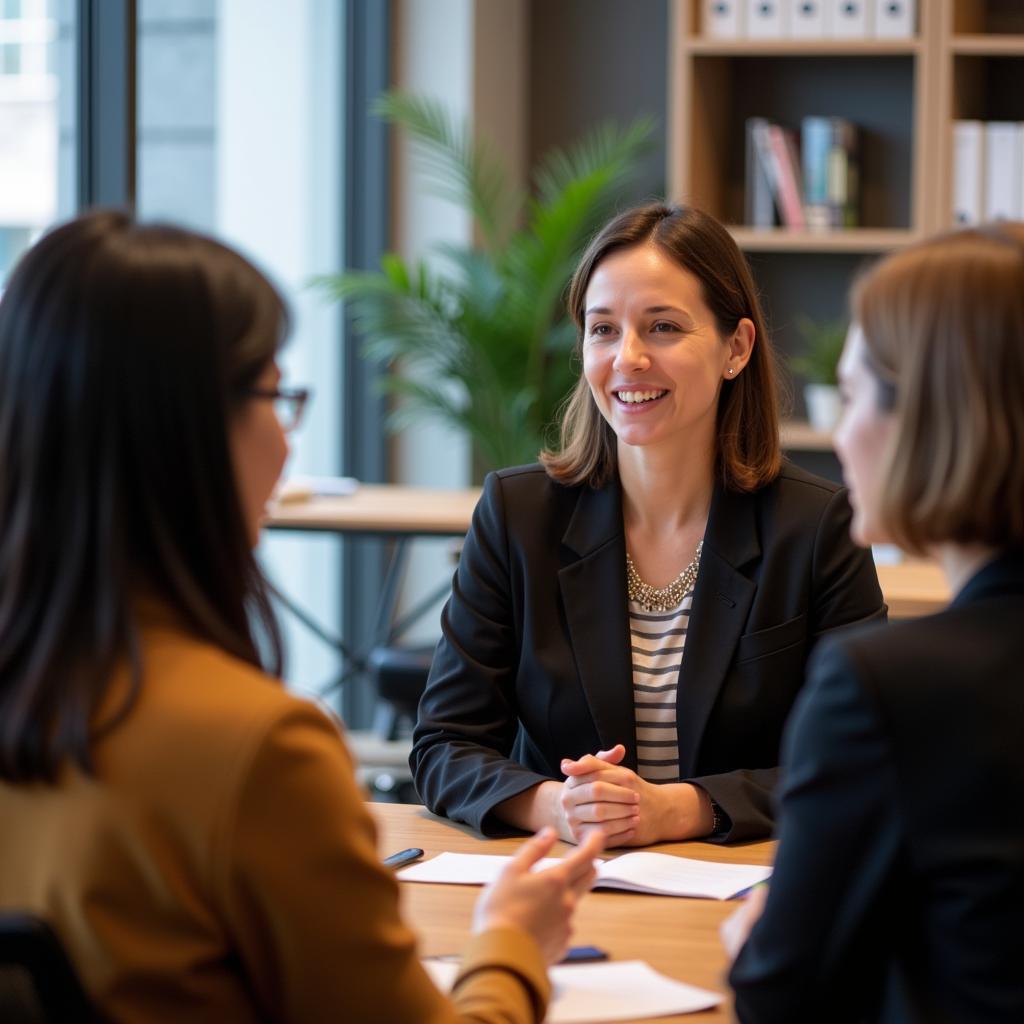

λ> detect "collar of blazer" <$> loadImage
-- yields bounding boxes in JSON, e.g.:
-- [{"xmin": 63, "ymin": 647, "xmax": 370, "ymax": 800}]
[
  {"xmin": 557, "ymin": 473, "xmax": 763, "ymax": 775},
  {"xmin": 952, "ymin": 547, "xmax": 1024, "ymax": 608}
]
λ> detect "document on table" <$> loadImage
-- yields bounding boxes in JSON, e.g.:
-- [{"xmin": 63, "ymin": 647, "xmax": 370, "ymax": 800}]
[
  {"xmin": 399, "ymin": 850, "xmax": 771, "ymax": 900},
  {"xmin": 424, "ymin": 959, "xmax": 722, "ymax": 1022},
  {"xmin": 274, "ymin": 475, "xmax": 359, "ymax": 502}
]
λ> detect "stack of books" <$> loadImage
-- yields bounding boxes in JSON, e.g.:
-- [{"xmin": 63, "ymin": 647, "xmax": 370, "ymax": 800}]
[
  {"xmin": 745, "ymin": 116, "xmax": 859, "ymax": 231},
  {"xmin": 952, "ymin": 121, "xmax": 1024, "ymax": 225}
]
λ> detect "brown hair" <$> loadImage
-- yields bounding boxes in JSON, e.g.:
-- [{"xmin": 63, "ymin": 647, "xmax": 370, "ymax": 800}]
[
  {"xmin": 0, "ymin": 210, "xmax": 286, "ymax": 783},
  {"xmin": 539, "ymin": 203, "xmax": 782, "ymax": 491},
  {"xmin": 851, "ymin": 224, "xmax": 1024, "ymax": 553}
]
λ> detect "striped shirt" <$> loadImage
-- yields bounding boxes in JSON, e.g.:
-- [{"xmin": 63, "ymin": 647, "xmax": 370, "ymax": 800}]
[{"xmin": 629, "ymin": 588, "xmax": 693, "ymax": 782}]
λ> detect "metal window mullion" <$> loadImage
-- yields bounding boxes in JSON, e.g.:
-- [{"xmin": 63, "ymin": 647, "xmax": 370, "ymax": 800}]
[
  {"xmin": 77, "ymin": 0, "xmax": 135, "ymax": 210},
  {"xmin": 338, "ymin": 0, "xmax": 390, "ymax": 728}
]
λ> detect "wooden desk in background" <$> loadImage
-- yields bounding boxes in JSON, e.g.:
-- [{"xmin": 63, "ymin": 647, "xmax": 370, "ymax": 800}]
[
  {"xmin": 372, "ymin": 802, "xmax": 774, "ymax": 1024},
  {"xmin": 268, "ymin": 483, "xmax": 481, "ymax": 537},
  {"xmin": 268, "ymin": 484, "xmax": 951, "ymax": 618}
]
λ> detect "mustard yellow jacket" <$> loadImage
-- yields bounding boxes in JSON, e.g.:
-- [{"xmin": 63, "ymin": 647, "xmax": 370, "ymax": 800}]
[{"xmin": 0, "ymin": 612, "xmax": 549, "ymax": 1022}]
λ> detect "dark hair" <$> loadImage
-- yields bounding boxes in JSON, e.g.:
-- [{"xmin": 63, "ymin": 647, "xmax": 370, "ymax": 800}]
[
  {"xmin": 539, "ymin": 203, "xmax": 782, "ymax": 490},
  {"xmin": 0, "ymin": 210, "xmax": 287, "ymax": 782},
  {"xmin": 850, "ymin": 223, "xmax": 1024, "ymax": 553}
]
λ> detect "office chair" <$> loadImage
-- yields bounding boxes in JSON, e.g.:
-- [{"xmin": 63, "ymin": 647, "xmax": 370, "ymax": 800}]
[
  {"xmin": 0, "ymin": 913, "xmax": 93, "ymax": 1023},
  {"xmin": 368, "ymin": 643, "xmax": 434, "ymax": 741}
]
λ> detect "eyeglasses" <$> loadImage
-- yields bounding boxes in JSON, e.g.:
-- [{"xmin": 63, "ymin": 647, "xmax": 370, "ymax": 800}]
[{"xmin": 244, "ymin": 385, "xmax": 311, "ymax": 432}]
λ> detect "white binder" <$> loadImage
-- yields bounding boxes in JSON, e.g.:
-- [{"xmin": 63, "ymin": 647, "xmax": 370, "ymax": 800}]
[
  {"xmin": 704, "ymin": 0, "xmax": 744, "ymax": 38},
  {"xmin": 746, "ymin": 0, "xmax": 786, "ymax": 38},
  {"xmin": 789, "ymin": 0, "xmax": 826, "ymax": 37},
  {"xmin": 828, "ymin": 0, "xmax": 871, "ymax": 38},
  {"xmin": 1018, "ymin": 124, "xmax": 1024, "ymax": 222},
  {"xmin": 952, "ymin": 121, "xmax": 984, "ymax": 226},
  {"xmin": 984, "ymin": 122, "xmax": 1021, "ymax": 221},
  {"xmin": 872, "ymin": 0, "xmax": 915, "ymax": 38}
]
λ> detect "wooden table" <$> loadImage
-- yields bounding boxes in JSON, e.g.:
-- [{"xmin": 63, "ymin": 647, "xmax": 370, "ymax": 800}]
[
  {"xmin": 875, "ymin": 559, "xmax": 950, "ymax": 618},
  {"xmin": 268, "ymin": 483, "xmax": 950, "ymax": 618},
  {"xmin": 268, "ymin": 484, "xmax": 481, "ymax": 537},
  {"xmin": 264, "ymin": 486, "xmax": 483, "ymax": 699},
  {"xmin": 372, "ymin": 802, "xmax": 775, "ymax": 1023}
]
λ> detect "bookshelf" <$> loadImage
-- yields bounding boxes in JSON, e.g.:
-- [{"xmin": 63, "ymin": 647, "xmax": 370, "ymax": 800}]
[
  {"xmin": 685, "ymin": 38, "xmax": 922, "ymax": 57},
  {"xmin": 668, "ymin": 0, "xmax": 1024, "ymax": 453},
  {"xmin": 731, "ymin": 227, "xmax": 920, "ymax": 253},
  {"xmin": 937, "ymin": 2, "xmax": 1024, "ymax": 233}
]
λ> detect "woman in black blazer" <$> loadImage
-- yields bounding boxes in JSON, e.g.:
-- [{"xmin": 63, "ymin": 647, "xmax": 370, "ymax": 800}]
[
  {"xmin": 412, "ymin": 204, "xmax": 885, "ymax": 845},
  {"xmin": 725, "ymin": 225, "xmax": 1024, "ymax": 1021}
]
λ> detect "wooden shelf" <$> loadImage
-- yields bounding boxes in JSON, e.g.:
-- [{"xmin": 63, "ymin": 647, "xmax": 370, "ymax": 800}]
[
  {"xmin": 666, "ymin": 1, "xmax": 1024, "ymax": 433},
  {"xmin": 729, "ymin": 228, "xmax": 917, "ymax": 253},
  {"xmin": 685, "ymin": 38, "xmax": 921, "ymax": 57},
  {"xmin": 950, "ymin": 34, "xmax": 1024, "ymax": 55},
  {"xmin": 780, "ymin": 420, "xmax": 833, "ymax": 452}
]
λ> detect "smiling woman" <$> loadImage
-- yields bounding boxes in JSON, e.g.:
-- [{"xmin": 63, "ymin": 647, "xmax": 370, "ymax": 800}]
[
  {"xmin": 411, "ymin": 202, "xmax": 886, "ymax": 848},
  {"xmin": 580, "ymin": 244, "xmax": 753, "ymax": 473}
]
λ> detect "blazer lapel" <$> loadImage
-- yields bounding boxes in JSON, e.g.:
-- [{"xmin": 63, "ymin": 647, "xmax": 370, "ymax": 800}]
[
  {"xmin": 675, "ymin": 482, "xmax": 760, "ymax": 776},
  {"xmin": 558, "ymin": 480, "xmax": 638, "ymax": 769}
]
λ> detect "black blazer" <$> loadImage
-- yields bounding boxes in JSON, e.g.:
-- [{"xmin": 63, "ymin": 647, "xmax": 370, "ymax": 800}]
[
  {"xmin": 730, "ymin": 551, "xmax": 1024, "ymax": 1023},
  {"xmin": 411, "ymin": 462, "xmax": 885, "ymax": 840}
]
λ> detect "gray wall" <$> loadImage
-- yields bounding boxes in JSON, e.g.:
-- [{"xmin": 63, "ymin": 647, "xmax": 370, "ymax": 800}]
[{"xmin": 528, "ymin": 0, "xmax": 668, "ymax": 200}]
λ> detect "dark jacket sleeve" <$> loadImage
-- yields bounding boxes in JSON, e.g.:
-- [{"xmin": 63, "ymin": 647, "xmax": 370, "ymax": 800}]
[
  {"xmin": 728, "ymin": 637, "xmax": 899, "ymax": 1023},
  {"xmin": 410, "ymin": 474, "xmax": 551, "ymax": 835},
  {"xmin": 691, "ymin": 485, "xmax": 887, "ymax": 842}
]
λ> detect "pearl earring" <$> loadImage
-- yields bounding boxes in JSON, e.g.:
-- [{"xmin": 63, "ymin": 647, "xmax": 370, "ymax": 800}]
[{"xmin": 727, "ymin": 367, "xmax": 735, "ymax": 376}]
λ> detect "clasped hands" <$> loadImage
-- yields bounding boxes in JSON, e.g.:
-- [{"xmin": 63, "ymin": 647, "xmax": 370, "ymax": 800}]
[{"xmin": 552, "ymin": 743, "xmax": 713, "ymax": 847}]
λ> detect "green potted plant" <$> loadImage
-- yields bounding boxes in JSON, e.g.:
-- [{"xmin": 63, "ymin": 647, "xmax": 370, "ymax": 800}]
[
  {"xmin": 790, "ymin": 314, "xmax": 847, "ymax": 432},
  {"xmin": 316, "ymin": 92, "xmax": 653, "ymax": 479}
]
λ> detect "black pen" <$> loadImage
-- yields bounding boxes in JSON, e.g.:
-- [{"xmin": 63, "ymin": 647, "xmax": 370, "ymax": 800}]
[{"xmin": 384, "ymin": 847, "xmax": 424, "ymax": 869}]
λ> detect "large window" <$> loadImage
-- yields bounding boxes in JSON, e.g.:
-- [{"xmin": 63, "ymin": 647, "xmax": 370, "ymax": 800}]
[
  {"xmin": 1, "ymin": 0, "xmax": 385, "ymax": 712},
  {"xmin": 136, "ymin": 0, "xmax": 347, "ymax": 699},
  {"xmin": 0, "ymin": 0, "xmax": 75, "ymax": 288}
]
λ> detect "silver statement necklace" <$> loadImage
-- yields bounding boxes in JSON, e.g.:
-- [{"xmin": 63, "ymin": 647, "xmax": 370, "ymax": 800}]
[{"xmin": 626, "ymin": 539, "xmax": 704, "ymax": 613}]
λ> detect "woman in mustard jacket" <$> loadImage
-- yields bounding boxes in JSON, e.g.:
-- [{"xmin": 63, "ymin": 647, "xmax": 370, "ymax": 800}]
[{"xmin": 0, "ymin": 211, "xmax": 599, "ymax": 1023}]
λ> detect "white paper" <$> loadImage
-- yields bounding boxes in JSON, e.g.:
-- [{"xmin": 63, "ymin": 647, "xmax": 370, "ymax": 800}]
[
  {"xmin": 274, "ymin": 475, "xmax": 360, "ymax": 502},
  {"xmin": 424, "ymin": 959, "xmax": 723, "ymax": 1022},
  {"xmin": 399, "ymin": 852, "xmax": 556, "ymax": 885},
  {"xmin": 399, "ymin": 850, "xmax": 771, "ymax": 900},
  {"xmin": 593, "ymin": 851, "xmax": 772, "ymax": 900}
]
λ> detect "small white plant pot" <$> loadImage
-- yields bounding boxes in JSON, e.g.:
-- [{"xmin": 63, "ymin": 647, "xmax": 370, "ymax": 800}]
[{"xmin": 804, "ymin": 383, "xmax": 841, "ymax": 433}]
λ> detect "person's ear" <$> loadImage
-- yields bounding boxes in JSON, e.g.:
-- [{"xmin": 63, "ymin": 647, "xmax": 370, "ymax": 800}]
[{"xmin": 724, "ymin": 318, "xmax": 755, "ymax": 379}]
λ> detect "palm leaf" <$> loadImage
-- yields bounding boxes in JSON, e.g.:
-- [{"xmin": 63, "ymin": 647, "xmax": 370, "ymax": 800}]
[
  {"xmin": 316, "ymin": 99, "xmax": 653, "ymax": 479},
  {"xmin": 533, "ymin": 115, "xmax": 655, "ymax": 210},
  {"xmin": 372, "ymin": 91, "xmax": 519, "ymax": 253}
]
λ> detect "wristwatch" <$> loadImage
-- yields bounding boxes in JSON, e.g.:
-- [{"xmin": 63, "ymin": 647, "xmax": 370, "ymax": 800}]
[{"xmin": 709, "ymin": 800, "xmax": 730, "ymax": 837}]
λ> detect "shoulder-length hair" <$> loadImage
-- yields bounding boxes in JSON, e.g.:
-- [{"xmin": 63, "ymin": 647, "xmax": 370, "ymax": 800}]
[
  {"xmin": 540, "ymin": 203, "xmax": 782, "ymax": 491},
  {"xmin": 0, "ymin": 210, "xmax": 286, "ymax": 783},
  {"xmin": 851, "ymin": 224, "xmax": 1024, "ymax": 554}
]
